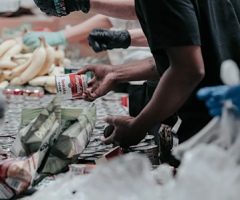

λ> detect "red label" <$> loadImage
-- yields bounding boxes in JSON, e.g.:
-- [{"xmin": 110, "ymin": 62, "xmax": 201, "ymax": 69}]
[
  {"xmin": 13, "ymin": 91, "xmax": 23, "ymax": 95},
  {"xmin": 69, "ymin": 74, "xmax": 84, "ymax": 98}
]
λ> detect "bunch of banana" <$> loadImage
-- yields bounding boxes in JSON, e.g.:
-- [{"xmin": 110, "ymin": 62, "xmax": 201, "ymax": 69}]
[{"xmin": 0, "ymin": 36, "xmax": 70, "ymax": 92}]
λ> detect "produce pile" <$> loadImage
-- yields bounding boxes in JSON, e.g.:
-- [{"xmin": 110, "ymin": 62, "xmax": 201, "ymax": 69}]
[{"xmin": 0, "ymin": 36, "xmax": 72, "ymax": 93}]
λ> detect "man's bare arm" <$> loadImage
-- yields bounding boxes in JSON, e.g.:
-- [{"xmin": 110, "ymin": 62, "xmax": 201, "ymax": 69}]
[
  {"xmin": 128, "ymin": 28, "xmax": 149, "ymax": 47},
  {"xmin": 114, "ymin": 57, "xmax": 159, "ymax": 82},
  {"xmin": 134, "ymin": 46, "xmax": 205, "ymax": 131},
  {"xmin": 90, "ymin": 0, "xmax": 137, "ymax": 20},
  {"xmin": 64, "ymin": 14, "xmax": 112, "ymax": 43}
]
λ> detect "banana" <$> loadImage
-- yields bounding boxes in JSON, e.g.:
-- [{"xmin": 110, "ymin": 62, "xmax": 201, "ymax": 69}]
[
  {"xmin": 10, "ymin": 77, "xmax": 21, "ymax": 85},
  {"xmin": 45, "ymin": 76, "xmax": 56, "ymax": 87},
  {"xmin": 62, "ymin": 58, "xmax": 72, "ymax": 67},
  {"xmin": 0, "ymin": 39, "xmax": 16, "ymax": 58},
  {"xmin": 19, "ymin": 37, "xmax": 46, "ymax": 85},
  {"xmin": 0, "ymin": 81, "xmax": 9, "ymax": 89},
  {"xmin": 12, "ymin": 58, "xmax": 27, "ymax": 65},
  {"xmin": 13, "ymin": 53, "xmax": 32, "ymax": 60},
  {"xmin": 0, "ymin": 71, "xmax": 4, "ymax": 82},
  {"xmin": 44, "ymin": 85, "xmax": 57, "ymax": 93},
  {"xmin": 54, "ymin": 48, "xmax": 65, "ymax": 65},
  {"xmin": 3, "ymin": 70, "xmax": 13, "ymax": 81},
  {"xmin": 2, "ymin": 40, "xmax": 22, "ymax": 58},
  {"xmin": 49, "ymin": 66, "xmax": 64, "ymax": 76},
  {"xmin": 10, "ymin": 56, "xmax": 33, "ymax": 78},
  {"xmin": 38, "ymin": 38, "xmax": 55, "ymax": 76},
  {"xmin": 28, "ymin": 76, "xmax": 48, "ymax": 86},
  {"xmin": 0, "ymin": 57, "xmax": 18, "ymax": 69},
  {"xmin": 48, "ymin": 64, "xmax": 55, "ymax": 74}
]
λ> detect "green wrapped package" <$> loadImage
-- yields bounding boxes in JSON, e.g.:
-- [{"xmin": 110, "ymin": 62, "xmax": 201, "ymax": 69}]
[{"xmin": 11, "ymin": 95, "xmax": 96, "ymax": 183}]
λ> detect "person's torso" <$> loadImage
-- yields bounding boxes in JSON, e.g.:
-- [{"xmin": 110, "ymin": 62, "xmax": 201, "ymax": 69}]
[{"xmin": 135, "ymin": 0, "xmax": 240, "ymax": 112}]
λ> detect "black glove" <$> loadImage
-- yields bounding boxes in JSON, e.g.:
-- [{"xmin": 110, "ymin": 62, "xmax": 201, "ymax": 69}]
[
  {"xmin": 88, "ymin": 28, "xmax": 131, "ymax": 53},
  {"xmin": 33, "ymin": 0, "xmax": 90, "ymax": 17}
]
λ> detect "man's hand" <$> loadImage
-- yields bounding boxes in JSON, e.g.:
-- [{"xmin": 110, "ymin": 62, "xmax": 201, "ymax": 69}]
[
  {"xmin": 33, "ymin": 0, "xmax": 90, "ymax": 17},
  {"xmin": 88, "ymin": 28, "xmax": 131, "ymax": 52},
  {"xmin": 101, "ymin": 116, "xmax": 148, "ymax": 147},
  {"xmin": 77, "ymin": 64, "xmax": 118, "ymax": 101}
]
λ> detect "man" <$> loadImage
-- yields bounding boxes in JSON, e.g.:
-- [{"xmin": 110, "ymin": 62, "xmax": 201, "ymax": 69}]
[{"xmin": 34, "ymin": 0, "xmax": 240, "ymax": 147}]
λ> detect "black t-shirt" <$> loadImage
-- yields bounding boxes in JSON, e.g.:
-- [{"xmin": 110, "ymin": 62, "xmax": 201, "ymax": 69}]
[{"xmin": 135, "ymin": 0, "xmax": 240, "ymax": 142}]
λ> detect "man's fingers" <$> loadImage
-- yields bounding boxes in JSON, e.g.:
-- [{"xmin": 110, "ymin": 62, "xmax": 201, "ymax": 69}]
[
  {"xmin": 103, "ymin": 116, "xmax": 119, "ymax": 125},
  {"xmin": 90, "ymin": 84, "xmax": 98, "ymax": 93},
  {"xmin": 77, "ymin": 65, "xmax": 95, "ymax": 75},
  {"xmin": 92, "ymin": 41, "xmax": 103, "ymax": 53},
  {"xmin": 100, "ymin": 43, "xmax": 108, "ymax": 51},
  {"xmin": 101, "ymin": 134, "xmax": 115, "ymax": 145},
  {"xmin": 87, "ymin": 77, "xmax": 96, "ymax": 87}
]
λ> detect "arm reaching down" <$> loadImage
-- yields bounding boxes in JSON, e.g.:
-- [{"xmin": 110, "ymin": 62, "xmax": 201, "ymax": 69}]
[{"xmin": 102, "ymin": 46, "xmax": 205, "ymax": 147}]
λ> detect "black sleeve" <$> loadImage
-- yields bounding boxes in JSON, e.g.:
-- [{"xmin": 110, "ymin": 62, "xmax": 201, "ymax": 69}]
[
  {"xmin": 136, "ymin": 0, "xmax": 201, "ymax": 75},
  {"xmin": 143, "ymin": 0, "xmax": 201, "ymax": 50}
]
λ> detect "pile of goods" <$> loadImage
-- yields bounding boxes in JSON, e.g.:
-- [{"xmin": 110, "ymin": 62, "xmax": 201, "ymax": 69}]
[{"xmin": 0, "ymin": 36, "xmax": 71, "ymax": 92}]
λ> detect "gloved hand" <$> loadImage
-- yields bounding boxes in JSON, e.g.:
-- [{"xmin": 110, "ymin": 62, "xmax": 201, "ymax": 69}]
[
  {"xmin": 197, "ymin": 85, "xmax": 229, "ymax": 116},
  {"xmin": 23, "ymin": 31, "xmax": 67, "ymax": 50},
  {"xmin": 224, "ymin": 84, "xmax": 240, "ymax": 115},
  {"xmin": 33, "ymin": 0, "xmax": 90, "ymax": 17},
  {"xmin": 88, "ymin": 28, "xmax": 131, "ymax": 53}
]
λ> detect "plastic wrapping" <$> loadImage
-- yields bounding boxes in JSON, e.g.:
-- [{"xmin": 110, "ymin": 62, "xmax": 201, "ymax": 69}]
[{"xmin": 23, "ymin": 154, "xmax": 161, "ymax": 200}]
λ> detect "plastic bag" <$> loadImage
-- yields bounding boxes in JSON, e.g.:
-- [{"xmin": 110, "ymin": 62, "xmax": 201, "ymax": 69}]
[
  {"xmin": 23, "ymin": 154, "xmax": 161, "ymax": 200},
  {"xmin": 160, "ymin": 144, "xmax": 240, "ymax": 200}
]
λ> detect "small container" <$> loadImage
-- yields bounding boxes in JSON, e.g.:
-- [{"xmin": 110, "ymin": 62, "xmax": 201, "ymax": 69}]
[
  {"xmin": 130, "ymin": 142, "xmax": 149, "ymax": 149},
  {"xmin": 4, "ymin": 86, "xmax": 23, "ymax": 97},
  {"xmin": 134, "ymin": 145, "xmax": 159, "ymax": 165},
  {"xmin": 23, "ymin": 87, "xmax": 44, "ymax": 97},
  {"xmin": 56, "ymin": 73, "xmax": 88, "ymax": 99}
]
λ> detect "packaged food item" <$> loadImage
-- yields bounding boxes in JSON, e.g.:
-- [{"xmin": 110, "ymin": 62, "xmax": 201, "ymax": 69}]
[
  {"xmin": 23, "ymin": 86, "xmax": 44, "ymax": 97},
  {"xmin": 3, "ymin": 86, "xmax": 23, "ymax": 97},
  {"xmin": 0, "ymin": 120, "xmax": 60, "ymax": 199},
  {"xmin": 68, "ymin": 164, "xmax": 95, "ymax": 175},
  {"xmin": 55, "ymin": 73, "xmax": 88, "ymax": 99},
  {"xmin": 134, "ymin": 145, "xmax": 159, "ymax": 166}
]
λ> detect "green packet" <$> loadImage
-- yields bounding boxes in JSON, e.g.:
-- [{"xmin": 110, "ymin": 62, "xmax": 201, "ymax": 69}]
[{"xmin": 21, "ymin": 107, "xmax": 83, "ymax": 132}]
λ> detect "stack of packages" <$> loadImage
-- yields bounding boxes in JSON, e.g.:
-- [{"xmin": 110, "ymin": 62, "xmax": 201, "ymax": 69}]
[{"xmin": 0, "ymin": 95, "xmax": 96, "ymax": 199}]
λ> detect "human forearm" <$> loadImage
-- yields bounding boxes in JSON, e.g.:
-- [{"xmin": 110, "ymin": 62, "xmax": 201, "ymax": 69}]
[
  {"xmin": 114, "ymin": 57, "xmax": 160, "ymax": 82},
  {"xmin": 129, "ymin": 29, "xmax": 149, "ymax": 47},
  {"xmin": 64, "ymin": 14, "xmax": 112, "ymax": 43},
  {"xmin": 134, "ymin": 46, "xmax": 205, "ymax": 131},
  {"xmin": 90, "ymin": 0, "xmax": 137, "ymax": 20},
  {"xmin": 135, "ymin": 66, "xmax": 204, "ymax": 131}
]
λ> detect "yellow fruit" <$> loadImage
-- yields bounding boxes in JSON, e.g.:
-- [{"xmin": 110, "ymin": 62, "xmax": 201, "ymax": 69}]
[
  {"xmin": 19, "ymin": 37, "xmax": 46, "ymax": 84},
  {"xmin": 38, "ymin": 38, "xmax": 55, "ymax": 76},
  {"xmin": 28, "ymin": 76, "xmax": 48, "ymax": 86},
  {"xmin": 0, "ymin": 57, "xmax": 18, "ymax": 69},
  {"xmin": 11, "ymin": 56, "xmax": 32, "ymax": 78},
  {"xmin": 0, "ymin": 39, "xmax": 16, "ymax": 58},
  {"xmin": 0, "ymin": 81, "xmax": 9, "ymax": 89}
]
